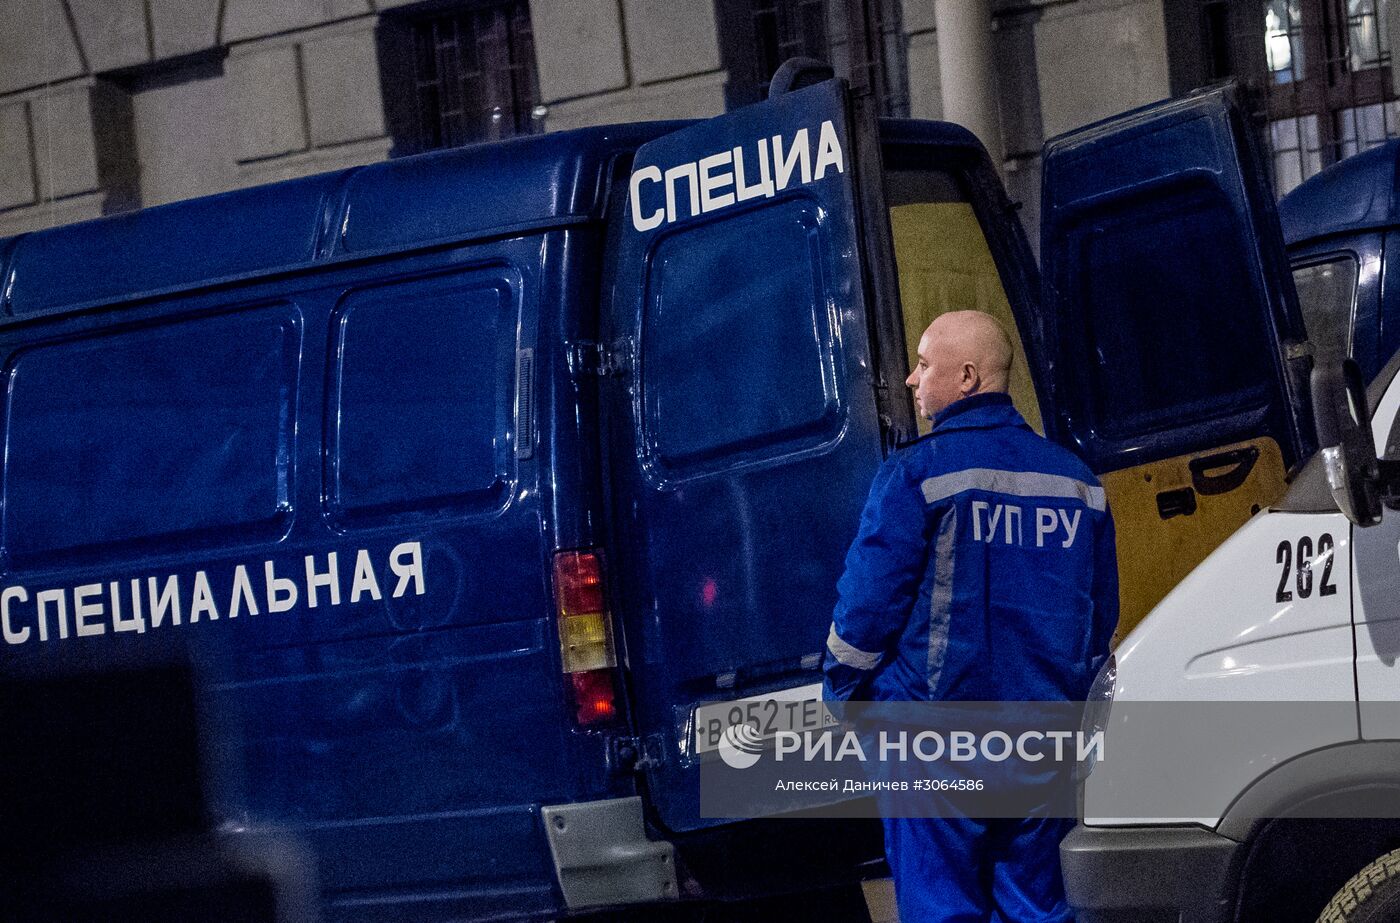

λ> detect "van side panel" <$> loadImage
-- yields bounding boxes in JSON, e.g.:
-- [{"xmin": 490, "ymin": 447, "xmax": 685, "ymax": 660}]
[
  {"xmin": 0, "ymin": 234, "xmax": 598, "ymax": 921},
  {"xmin": 5, "ymin": 306, "xmax": 299, "ymax": 565}
]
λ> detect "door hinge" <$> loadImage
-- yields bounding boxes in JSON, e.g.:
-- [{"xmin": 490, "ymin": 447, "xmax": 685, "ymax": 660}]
[{"xmin": 568, "ymin": 338, "xmax": 633, "ymax": 377}]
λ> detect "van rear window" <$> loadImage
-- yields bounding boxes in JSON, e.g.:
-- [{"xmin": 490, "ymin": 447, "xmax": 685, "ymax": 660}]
[
  {"xmin": 640, "ymin": 198, "xmax": 841, "ymax": 481},
  {"xmin": 328, "ymin": 269, "xmax": 518, "ymax": 523},
  {"xmin": 3, "ymin": 307, "xmax": 300, "ymax": 563},
  {"xmin": 1071, "ymin": 186, "xmax": 1275, "ymax": 438}
]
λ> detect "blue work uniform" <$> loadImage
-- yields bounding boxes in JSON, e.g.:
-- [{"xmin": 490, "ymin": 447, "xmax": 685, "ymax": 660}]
[{"xmin": 823, "ymin": 392, "xmax": 1117, "ymax": 922}]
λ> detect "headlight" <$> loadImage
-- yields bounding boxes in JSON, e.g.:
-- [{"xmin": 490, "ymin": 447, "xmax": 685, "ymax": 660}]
[{"xmin": 1078, "ymin": 654, "xmax": 1117, "ymax": 779}]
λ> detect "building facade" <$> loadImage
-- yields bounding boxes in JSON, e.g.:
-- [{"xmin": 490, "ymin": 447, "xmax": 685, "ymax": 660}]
[{"xmin": 0, "ymin": 1, "xmax": 1384, "ymax": 241}]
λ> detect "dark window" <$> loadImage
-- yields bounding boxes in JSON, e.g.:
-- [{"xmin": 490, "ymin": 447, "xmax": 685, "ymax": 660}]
[
  {"xmin": 641, "ymin": 199, "xmax": 842, "ymax": 481},
  {"xmin": 378, "ymin": 1, "xmax": 542, "ymax": 156},
  {"xmin": 3, "ymin": 307, "xmax": 299, "ymax": 564},
  {"xmin": 1069, "ymin": 188, "xmax": 1275, "ymax": 439},
  {"xmin": 329, "ymin": 270, "xmax": 519, "ymax": 523},
  {"xmin": 1292, "ymin": 254, "xmax": 1359, "ymax": 362},
  {"xmin": 715, "ymin": 0, "xmax": 909, "ymax": 116}
]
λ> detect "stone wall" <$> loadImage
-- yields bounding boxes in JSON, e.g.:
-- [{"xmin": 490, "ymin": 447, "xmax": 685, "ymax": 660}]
[
  {"xmin": 0, "ymin": 0, "xmax": 393, "ymax": 236},
  {"xmin": 0, "ymin": 0, "xmax": 1176, "ymax": 238},
  {"xmin": 533, "ymin": 0, "xmax": 727, "ymax": 131}
]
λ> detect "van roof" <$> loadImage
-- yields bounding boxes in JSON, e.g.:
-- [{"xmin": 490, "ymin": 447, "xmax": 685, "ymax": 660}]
[
  {"xmin": 0, "ymin": 116, "xmax": 985, "ymax": 321},
  {"xmin": 0, "ymin": 121, "xmax": 682, "ymax": 319},
  {"xmin": 1279, "ymin": 138, "xmax": 1400, "ymax": 247}
]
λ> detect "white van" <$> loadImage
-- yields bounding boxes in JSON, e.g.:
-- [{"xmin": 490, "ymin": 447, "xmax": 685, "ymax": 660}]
[{"xmin": 1061, "ymin": 354, "xmax": 1400, "ymax": 923}]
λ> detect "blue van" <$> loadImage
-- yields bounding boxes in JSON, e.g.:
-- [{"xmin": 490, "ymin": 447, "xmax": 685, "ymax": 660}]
[
  {"xmin": 0, "ymin": 79, "xmax": 1317, "ymax": 919},
  {"xmin": 1280, "ymin": 138, "xmax": 1400, "ymax": 383}
]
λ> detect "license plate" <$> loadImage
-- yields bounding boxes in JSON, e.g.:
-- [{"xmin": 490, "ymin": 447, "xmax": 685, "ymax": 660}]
[{"xmin": 692, "ymin": 682, "xmax": 835, "ymax": 755}]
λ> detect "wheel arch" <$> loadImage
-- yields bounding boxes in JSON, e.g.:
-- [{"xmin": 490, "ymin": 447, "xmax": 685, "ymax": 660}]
[{"xmin": 1219, "ymin": 741, "xmax": 1400, "ymax": 921}]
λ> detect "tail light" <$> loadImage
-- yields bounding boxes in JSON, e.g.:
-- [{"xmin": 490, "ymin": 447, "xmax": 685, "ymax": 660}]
[{"xmin": 552, "ymin": 550, "xmax": 620, "ymax": 726}]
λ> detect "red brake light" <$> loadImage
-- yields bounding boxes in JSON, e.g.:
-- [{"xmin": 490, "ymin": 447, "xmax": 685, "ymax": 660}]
[
  {"xmin": 554, "ymin": 551, "xmax": 605, "ymax": 616},
  {"xmin": 571, "ymin": 669, "xmax": 618, "ymax": 725}
]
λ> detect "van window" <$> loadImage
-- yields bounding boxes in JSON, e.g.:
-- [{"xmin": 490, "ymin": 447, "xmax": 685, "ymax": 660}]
[
  {"xmin": 640, "ymin": 199, "xmax": 841, "ymax": 481},
  {"xmin": 1291, "ymin": 255, "xmax": 1358, "ymax": 365},
  {"xmin": 1070, "ymin": 186, "xmax": 1274, "ymax": 440},
  {"xmin": 885, "ymin": 168, "xmax": 1042, "ymax": 435},
  {"xmin": 329, "ymin": 270, "xmax": 517, "ymax": 522},
  {"xmin": 3, "ymin": 307, "xmax": 299, "ymax": 562}
]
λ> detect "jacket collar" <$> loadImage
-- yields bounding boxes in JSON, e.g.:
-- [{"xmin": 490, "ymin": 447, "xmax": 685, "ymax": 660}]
[{"xmin": 930, "ymin": 392, "xmax": 1028, "ymax": 433}]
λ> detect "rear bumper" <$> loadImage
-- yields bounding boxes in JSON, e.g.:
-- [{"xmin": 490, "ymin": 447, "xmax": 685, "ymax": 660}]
[{"xmin": 1059, "ymin": 823, "xmax": 1244, "ymax": 923}]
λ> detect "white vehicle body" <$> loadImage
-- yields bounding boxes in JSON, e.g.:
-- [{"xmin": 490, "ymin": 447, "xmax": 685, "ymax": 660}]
[{"xmin": 1062, "ymin": 359, "xmax": 1400, "ymax": 923}]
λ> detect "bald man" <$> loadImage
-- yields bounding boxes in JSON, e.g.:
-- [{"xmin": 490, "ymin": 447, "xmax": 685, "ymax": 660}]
[{"xmin": 823, "ymin": 311, "xmax": 1118, "ymax": 922}]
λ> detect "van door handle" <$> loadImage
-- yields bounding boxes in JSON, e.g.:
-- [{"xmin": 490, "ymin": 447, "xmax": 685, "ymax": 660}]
[
  {"xmin": 1189, "ymin": 446, "xmax": 1260, "ymax": 496},
  {"xmin": 1156, "ymin": 486, "xmax": 1197, "ymax": 520}
]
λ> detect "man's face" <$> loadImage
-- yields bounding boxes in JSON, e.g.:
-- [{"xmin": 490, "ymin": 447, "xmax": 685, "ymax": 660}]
[{"xmin": 904, "ymin": 325, "xmax": 964, "ymax": 420}]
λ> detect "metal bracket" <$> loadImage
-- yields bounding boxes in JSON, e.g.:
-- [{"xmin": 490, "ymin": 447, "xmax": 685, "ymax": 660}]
[
  {"xmin": 542, "ymin": 796, "xmax": 678, "ymax": 909},
  {"xmin": 1285, "ymin": 339, "xmax": 1313, "ymax": 362},
  {"xmin": 567, "ymin": 338, "xmax": 632, "ymax": 377},
  {"xmin": 610, "ymin": 733, "xmax": 663, "ymax": 773}
]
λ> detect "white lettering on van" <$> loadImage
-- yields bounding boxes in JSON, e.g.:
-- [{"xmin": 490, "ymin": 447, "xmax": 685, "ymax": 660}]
[
  {"xmin": 229, "ymin": 565, "xmax": 259, "ymax": 618},
  {"xmin": 628, "ymin": 165, "xmax": 664, "ymax": 232},
  {"xmin": 389, "ymin": 542, "xmax": 425, "ymax": 598},
  {"xmin": 74, "ymin": 583, "xmax": 106, "ymax": 637},
  {"xmin": 733, "ymin": 143, "xmax": 773, "ymax": 202},
  {"xmin": 629, "ymin": 120, "xmax": 845, "ymax": 231},
  {"xmin": 0, "ymin": 543, "xmax": 431, "ymax": 647},
  {"xmin": 2, "ymin": 586, "xmax": 29, "ymax": 644},
  {"xmin": 37, "ymin": 588, "xmax": 68, "ymax": 641},
  {"xmin": 698, "ymin": 151, "xmax": 735, "ymax": 213},
  {"xmin": 189, "ymin": 570, "xmax": 220, "ymax": 623},
  {"xmin": 305, "ymin": 552, "xmax": 340, "ymax": 609},
  {"xmin": 664, "ymin": 163, "xmax": 700, "ymax": 224},
  {"xmin": 148, "ymin": 575, "xmax": 182, "ymax": 629},
  {"xmin": 772, "ymin": 128, "xmax": 811, "ymax": 190},
  {"xmin": 265, "ymin": 560, "xmax": 298, "ymax": 613},
  {"xmin": 814, "ymin": 119, "xmax": 845, "ymax": 180},
  {"xmin": 111, "ymin": 581, "xmax": 145, "ymax": 633},
  {"xmin": 350, "ymin": 549, "xmax": 382, "ymax": 603}
]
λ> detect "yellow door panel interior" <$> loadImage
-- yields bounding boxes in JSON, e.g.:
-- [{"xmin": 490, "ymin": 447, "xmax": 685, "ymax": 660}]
[
  {"xmin": 889, "ymin": 202, "xmax": 1043, "ymax": 436},
  {"xmin": 1102, "ymin": 436, "xmax": 1288, "ymax": 644}
]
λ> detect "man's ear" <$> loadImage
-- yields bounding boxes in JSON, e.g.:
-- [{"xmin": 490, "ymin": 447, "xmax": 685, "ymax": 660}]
[{"xmin": 961, "ymin": 362, "xmax": 980, "ymax": 395}]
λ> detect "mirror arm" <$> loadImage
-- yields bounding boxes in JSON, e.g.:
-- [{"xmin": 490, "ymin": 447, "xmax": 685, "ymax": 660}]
[{"xmin": 1378, "ymin": 460, "xmax": 1400, "ymax": 507}]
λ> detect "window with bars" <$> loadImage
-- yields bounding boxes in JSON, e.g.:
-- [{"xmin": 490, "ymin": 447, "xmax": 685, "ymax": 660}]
[
  {"xmin": 377, "ymin": 0, "xmax": 543, "ymax": 156},
  {"xmin": 1167, "ymin": 0, "xmax": 1399, "ymax": 196},
  {"xmin": 715, "ymin": 0, "xmax": 910, "ymax": 117},
  {"xmin": 1263, "ymin": 0, "xmax": 1397, "ymax": 195}
]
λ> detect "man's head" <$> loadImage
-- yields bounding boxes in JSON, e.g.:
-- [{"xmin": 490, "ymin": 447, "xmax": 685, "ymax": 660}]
[{"xmin": 905, "ymin": 311, "xmax": 1014, "ymax": 420}]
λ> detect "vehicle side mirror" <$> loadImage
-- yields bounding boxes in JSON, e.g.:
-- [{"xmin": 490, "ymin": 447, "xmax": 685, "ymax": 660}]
[{"xmin": 1311, "ymin": 359, "xmax": 1383, "ymax": 526}]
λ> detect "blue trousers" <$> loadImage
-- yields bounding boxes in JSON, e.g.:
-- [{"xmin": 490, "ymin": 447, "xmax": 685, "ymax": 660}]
[{"xmin": 882, "ymin": 815, "xmax": 1073, "ymax": 922}]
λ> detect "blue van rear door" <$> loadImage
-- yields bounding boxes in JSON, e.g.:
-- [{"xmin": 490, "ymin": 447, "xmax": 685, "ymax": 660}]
[
  {"xmin": 1041, "ymin": 85, "xmax": 1315, "ymax": 641},
  {"xmin": 602, "ymin": 80, "xmax": 885, "ymax": 832}
]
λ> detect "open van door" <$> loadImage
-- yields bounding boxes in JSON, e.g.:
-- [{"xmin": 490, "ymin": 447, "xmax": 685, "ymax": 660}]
[
  {"xmin": 600, "ymin": 79, "xmax": 894, "ymax": 833},
  {"xmin": 1041, "ymin": 85, "xmax": 1315, "ymax": 641}
]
